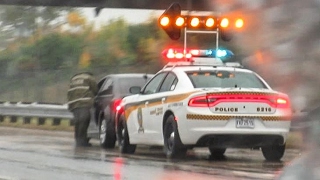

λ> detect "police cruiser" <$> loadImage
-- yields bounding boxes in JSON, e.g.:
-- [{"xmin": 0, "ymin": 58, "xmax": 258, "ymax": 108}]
[{"xmin": 115, "ymin": 49, "xmax": 292, "ymax": 161}]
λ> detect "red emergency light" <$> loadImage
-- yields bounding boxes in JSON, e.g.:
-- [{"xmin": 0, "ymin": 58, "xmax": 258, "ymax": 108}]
[
  {"xmin": 162, "ymin": 48, "xmax": 233, "ymax": 61},
  {"xmin": 162, "ymin": 48, "xmax": 195, "ymax": 60}
]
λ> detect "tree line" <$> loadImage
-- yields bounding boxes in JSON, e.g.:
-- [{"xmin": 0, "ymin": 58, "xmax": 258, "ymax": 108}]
[
  {"xmin": 0, "ymin": 6, "xmax": 242, "ymax": 75},
  {"xmin": 0, "ymin": 6, "xmax": 241, "ymax": 103}
]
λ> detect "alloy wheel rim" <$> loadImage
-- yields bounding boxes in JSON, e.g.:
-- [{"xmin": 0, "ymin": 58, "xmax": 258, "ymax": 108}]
[
  {"xmin": 120, "ymin": 128, "xmax": 125, "ymax": 146},
  {"xmin": 100, "ymin": 119, "xmax": 106, "ymax": 143},
  {"xmin": 168, "ymin": 132, "xmax": 175, "ymax": 151}
]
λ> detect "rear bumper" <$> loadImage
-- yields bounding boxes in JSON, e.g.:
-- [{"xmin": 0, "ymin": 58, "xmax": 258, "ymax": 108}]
[{"xmin": 178, "ymin": 117, "xmax": 291, "ymax": 147}]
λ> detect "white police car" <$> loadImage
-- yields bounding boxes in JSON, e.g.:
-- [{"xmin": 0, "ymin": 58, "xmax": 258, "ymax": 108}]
[{"xmin": 116, "ymin": 49, "xmax": 292, "ymax": 161}]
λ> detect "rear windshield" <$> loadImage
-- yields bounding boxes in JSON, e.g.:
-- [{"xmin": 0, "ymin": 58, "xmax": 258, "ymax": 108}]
[
  {"xmin": 118, "ymin": 76, "xmax": 151, "ymax": 94},
  {"xmin": 186, "ymin": 71, "xmax": 267, "ymax": 89}
]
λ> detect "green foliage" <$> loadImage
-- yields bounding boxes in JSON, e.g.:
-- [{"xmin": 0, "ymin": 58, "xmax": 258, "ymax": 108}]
[
  {"xmin": 0, "ymin": 11, "xmax": 246, "ymax": 103},
  {"xmin": 0, "ymin": 50, "xmax": 15, "ymax": 76},
  {"xmin": 33, "ymin": 34, "xmax": 83, "ymax": 70},
  {"xmin": 8, "ymin": 33, "xmax": 84, "ymax": 71}
]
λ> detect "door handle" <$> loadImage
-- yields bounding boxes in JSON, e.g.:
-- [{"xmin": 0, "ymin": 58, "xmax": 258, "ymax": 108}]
[{"xmin": 161, "ymin": 97, "xmax": 166, "ymax": 103}]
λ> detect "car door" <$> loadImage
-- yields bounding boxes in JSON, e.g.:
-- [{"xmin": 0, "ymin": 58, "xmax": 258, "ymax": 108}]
[
  {"xmin": 94, "ymin": 77, "xmax": 114, "ymax": 122},
  {"xmin": 146, "ymin": 72, "xmax": 178, "ymax": 143},
  {"xmin": 88, "ymin": 76, "xmax": 113, "ymax": 136},
  {"xmin": 128, "ymin": 72, "xmax": 168, "ymax": 144}
]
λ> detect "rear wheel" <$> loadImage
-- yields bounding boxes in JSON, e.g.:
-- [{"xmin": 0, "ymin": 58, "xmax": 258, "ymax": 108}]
[
  {"xmin": 163, "ymin": 115, "xmax": 187, "ymax": 158},
  {"xmin": 209, "ymin": 147, "xmax": 226, "ymax": 158},
  {"xmin": 261, "ymin": 143, "xmax": 285, "ymax": 161},
  {"xmin": 117, "ymin": 113, "xmax": 136, "ymax": 154},
  {"xmin": 99, "ymin": 113, "xmax": 116, "ymax": 148}
]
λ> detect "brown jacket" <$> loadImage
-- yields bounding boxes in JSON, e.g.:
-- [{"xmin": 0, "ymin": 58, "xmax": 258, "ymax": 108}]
[{"xmin": 67, "ymin": 72, "xmax": 98, "ymax": 111}]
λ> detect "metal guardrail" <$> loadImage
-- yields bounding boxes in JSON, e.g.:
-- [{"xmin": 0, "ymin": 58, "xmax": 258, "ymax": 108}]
[
  {"xmin": 0, "ymin": 101, "xmax": 310, "ymax": 130},
  {"xmin": 0, "ymin": 102, "xmax": 73, "ymax": 119}
]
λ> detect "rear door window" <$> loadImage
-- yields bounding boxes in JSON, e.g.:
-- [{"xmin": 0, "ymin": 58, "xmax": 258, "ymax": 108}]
[
  {"xmin": 159, "ymin": 72, "xmax": 177, "ymax": 92},
  {"xmin": 99, "ymin": 78, "xmax": 113, "ymax": 95}
]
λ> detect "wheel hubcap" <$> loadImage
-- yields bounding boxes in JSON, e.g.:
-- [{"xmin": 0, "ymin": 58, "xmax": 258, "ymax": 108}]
[
  {"xmin": 100, "ymin": 119, "xmax": 106, "ymax": 143},
  {"xmin": 120, "ymin": 128, "xmax": 125, "ymax": 146},
  {"xmin": 167, "ymin": 132, "xmax": 175, "ymax": 151}
]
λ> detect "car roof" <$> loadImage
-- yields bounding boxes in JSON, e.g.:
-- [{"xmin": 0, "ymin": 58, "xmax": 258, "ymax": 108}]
[
  {"xmin": 100, "ymin": 73, "xmax": 153, "ymax": 79},
  {"xmin": 162, "ymin": 65, "xmax": 254, "ymax": 73},
  {"xmin": 105, "ymin": 73, "xmax": 153, "ymax": 77}
]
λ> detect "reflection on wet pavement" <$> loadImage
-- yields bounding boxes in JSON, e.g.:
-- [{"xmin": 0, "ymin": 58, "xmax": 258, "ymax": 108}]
[{"xmin": 0, "ymin": 127, "xmax": 302, "ymax": 180}]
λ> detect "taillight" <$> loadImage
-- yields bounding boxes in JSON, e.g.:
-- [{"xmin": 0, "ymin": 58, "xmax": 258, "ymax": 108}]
[
  {"xmin": 275, "ymin": 96, "xmax": 290, "ymax": 108},
  {"xmin": 188, "ymin": 96, "xmax": 208, "ymax": 107},
  {"xmin": 188, "ymin": 95, "xmax": 217, "ymax": 107},
  {"xmin": 113, "ymin": 99, "xmax": 122, "ymax": 111},
  {"xmin": 188, "ymin": 94, "xmax": 291, "ymax": 108}
]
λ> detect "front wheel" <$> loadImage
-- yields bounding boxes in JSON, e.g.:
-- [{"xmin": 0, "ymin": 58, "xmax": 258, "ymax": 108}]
[
  {"xmin": 261, "ymin": 143, "xmax": 285, "ymax": 161},
  {"xmin": 163, "ymin": 115, "xmax": 187, "ymax": 158},
  {"xmin": 99, "ymin": 113, "xmax": 116, "ymax": 149},
  {"xmin": 117, "ymin": 113, "xmax": 136, "ymax": 154}
]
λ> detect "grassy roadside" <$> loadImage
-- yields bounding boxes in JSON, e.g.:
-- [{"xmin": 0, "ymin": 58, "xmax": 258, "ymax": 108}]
[
  {"xmin": 0, "ymin": 116, "xmax": 73, "ymax": 131},
  {"xmin": 0, "ymin": 123, "xmax": 74, "ymax": 131}
]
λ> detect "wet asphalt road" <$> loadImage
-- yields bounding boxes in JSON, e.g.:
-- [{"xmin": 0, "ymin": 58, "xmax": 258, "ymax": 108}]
[{"xmin": 0, "ymin": 127, "xmax": 301, "ymax": 180}]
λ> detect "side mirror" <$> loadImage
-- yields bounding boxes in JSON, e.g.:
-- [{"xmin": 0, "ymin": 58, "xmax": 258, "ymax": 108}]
[{"xmin": 129, "ymin": 86, "xmax": 141, "ymax": 94}]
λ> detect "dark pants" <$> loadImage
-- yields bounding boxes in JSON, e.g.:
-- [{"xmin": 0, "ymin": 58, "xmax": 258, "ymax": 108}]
[{"xmin": 72, "ymin": 107, "xmax": 91, "ymax": 146}]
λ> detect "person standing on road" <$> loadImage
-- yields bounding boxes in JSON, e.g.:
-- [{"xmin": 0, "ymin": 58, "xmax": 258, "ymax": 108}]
[{"xmin": 67, "ymin": 72, "xmax": 98, "ymax": 147}]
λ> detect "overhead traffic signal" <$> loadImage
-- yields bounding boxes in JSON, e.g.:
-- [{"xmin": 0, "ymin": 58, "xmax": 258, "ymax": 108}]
[
  {"xmin": 159, "ymin": 3, "xmax": 244, "ymax": 41},
  {"xmin": 158, "ymin": 2, "xmax": 182, "ymax": 40},
  {"xmin": 218, "ymin": 17, "xmax": 244, "ymax": 41}
]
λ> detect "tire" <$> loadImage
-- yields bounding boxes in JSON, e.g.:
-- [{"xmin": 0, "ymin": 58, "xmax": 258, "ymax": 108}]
[
  {"xmin": 261, "ymin": 143, "xmax": 286, "ymax": 161},
  {"xmin": 99, "ymin": 112, "xmax": 116, "ymax": 149},
  {"xmin": 117, "ymin": 113, "xmax": 136, "ymax": 154},
  {"xmin": 209, "ymin": 147, "xmax": 226, "ymax": 158},
  {"xmin": 163, "ymin": 115, "xmax": 187, "ymax": 158}
]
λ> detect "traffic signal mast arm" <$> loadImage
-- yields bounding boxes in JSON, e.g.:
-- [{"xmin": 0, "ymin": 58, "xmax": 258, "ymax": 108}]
[{"xmin": 183, "ymin": 27, "xmax": 220, "ymax": 55}]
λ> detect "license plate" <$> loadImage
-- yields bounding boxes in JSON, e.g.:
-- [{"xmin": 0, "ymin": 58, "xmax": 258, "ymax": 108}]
[{"xmin": 236, "ymin": 118, "xmax": 255, "ymax": 128}]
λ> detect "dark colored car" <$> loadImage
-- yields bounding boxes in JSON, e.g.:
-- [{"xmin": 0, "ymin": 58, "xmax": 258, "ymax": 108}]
[{"xmin": 87, "ymin": 73, "xmax": 153, "ymax": 148}]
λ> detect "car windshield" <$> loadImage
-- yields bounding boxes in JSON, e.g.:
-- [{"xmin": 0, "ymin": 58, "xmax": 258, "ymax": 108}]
[{"xmin": 187, "ymin": 71, "xmax": 267, "ymax": 89}]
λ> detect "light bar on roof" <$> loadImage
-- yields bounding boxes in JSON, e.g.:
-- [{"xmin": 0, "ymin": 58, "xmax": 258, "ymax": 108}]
[{"xmin": 162, "ymin": 48, "xmax": 234, "ymax": 61}]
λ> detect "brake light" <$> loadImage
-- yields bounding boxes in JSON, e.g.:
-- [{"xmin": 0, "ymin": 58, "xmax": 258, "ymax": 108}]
[
  {"xmin": 188, "ymin": 94, "xmax": 291, "ymax": 108},
  {"xmin": 188, "ymin": 95, "xmax": 217, "ymax": 107},
  {"xmin": 188, "ymin": 96, "xmax": 208, "ymax": 107},
  {"xmin": 113, "ymin": 99, "xmax": 122, "ymax": 111},
  {"xmin": 276, "ymin": 98, "xmax": 287, "ymax": 104},
  {"xmin": 275, "ymin": 97, "xmax": 290, "ymax": 108}
]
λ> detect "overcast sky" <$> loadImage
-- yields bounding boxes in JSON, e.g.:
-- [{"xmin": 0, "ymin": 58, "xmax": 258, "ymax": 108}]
[{"xmin": 82, "ymin": 8, "xmax": 162, "ymax": 25}]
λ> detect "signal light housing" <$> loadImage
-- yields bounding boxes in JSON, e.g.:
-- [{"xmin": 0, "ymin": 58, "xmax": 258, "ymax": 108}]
[
  {"xmin": 158, "ymin": 3, "xmax": 244, "ymax": 41},
  {"xmin": 158, "ymin": 2, "xmax": 182, "ymax": 40},
  {"xmin": 175, "ymin": 16, "xmax": 185, "ymax": 27},
  {"xmin": 235, "ymin": 18, "xmax": 244, "ymax": 28},
  {"xmin": 159, "ymin": 16, "xmax": 170, "ymax": 27},
  {"xmin": 206, "ymin": 18, "xmax": 215, "ymax": 27},
  {"xmin": 185, "ymin": 16, "xmax": 219, "ymax": 29},
  {"xmin": 219, "ymin": 18, "xmax": 229, "ymax": 28},
  {"xmin": 190, "ymin": 17, "xmax": 200, "ymax": 27}
]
